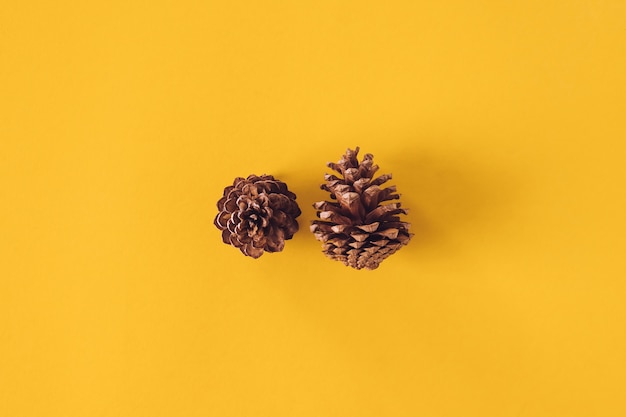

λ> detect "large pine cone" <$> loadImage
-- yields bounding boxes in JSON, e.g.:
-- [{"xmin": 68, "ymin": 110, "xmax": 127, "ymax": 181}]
[
  {"xmin": 214, "ymin": 175, "xmax": 301, "ymax": 258},
  {"xmin": 311, "ymin": 147, "xmax": 412, "ymax": 270}
]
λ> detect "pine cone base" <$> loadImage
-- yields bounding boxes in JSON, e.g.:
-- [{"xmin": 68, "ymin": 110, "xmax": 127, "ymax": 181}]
[{"xmin": 214, "ymin": 174, "xmax": 301, "ymax": 258}]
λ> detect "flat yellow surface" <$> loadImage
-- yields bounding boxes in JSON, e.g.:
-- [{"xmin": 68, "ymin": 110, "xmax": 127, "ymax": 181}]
[{"xmin": 1, "ymin": 1, "xmax": 625, "ymax": 416}]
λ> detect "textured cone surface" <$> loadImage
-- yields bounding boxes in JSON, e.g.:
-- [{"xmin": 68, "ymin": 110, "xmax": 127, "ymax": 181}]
[
  {"xmin": 214, "ymin": 174, "xmax": 301, "ymax": 258},
  {"xmin": 311, "ymin": 147, "xmax": 412, "ymax": 270}
]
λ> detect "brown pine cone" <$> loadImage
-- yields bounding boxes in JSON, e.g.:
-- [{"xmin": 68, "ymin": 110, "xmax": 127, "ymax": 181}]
[
  {"xmin": 311, "ymin": 147, "xmax": 412, "ymax": 270},
  {"xmin": 214, "ymin": 174, "xmax": 301, "ymax": 258}
]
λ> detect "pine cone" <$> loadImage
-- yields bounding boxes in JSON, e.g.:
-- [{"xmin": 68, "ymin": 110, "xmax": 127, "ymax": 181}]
[
  {"xmin": 214, "ymin": 174, "xmax": 301, "ymax": 258},
  {"xmin": 310, "ymin": 147, "xmax": 412, "ymax": 270}
]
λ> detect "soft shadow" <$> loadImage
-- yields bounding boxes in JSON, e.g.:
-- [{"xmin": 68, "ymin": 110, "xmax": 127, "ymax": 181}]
[{"xmin": 384, "ymin": 144, "xmax": 518, "ymax": 256}]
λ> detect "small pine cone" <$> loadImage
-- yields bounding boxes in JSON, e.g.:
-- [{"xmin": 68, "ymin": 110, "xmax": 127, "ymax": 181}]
[
  {"xmin": 214, "ymin": 174, "xmax": 301, "ymax": 258},
  {"xmin": 311, "ymin": 147, "xmax": 413, "ymax": 270}
]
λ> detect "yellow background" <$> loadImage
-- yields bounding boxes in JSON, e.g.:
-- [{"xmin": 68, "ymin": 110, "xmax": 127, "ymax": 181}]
[{"xmin": 1, "ymin": 1, "xmax": 625, "ymax": 416}]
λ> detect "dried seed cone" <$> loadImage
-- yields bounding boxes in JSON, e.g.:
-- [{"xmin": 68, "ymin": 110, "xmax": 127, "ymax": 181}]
[
  {"xmin": 214, "ymin": 174, "xmax": 301, "ymax": 258},
  {"xmin": 311, "ymin": 147, "xmax": 412, "ymax": 270}
]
